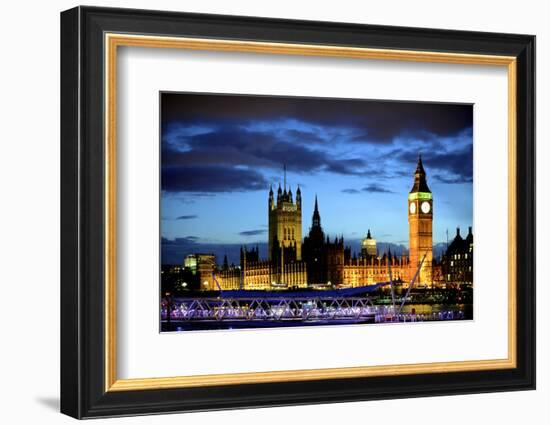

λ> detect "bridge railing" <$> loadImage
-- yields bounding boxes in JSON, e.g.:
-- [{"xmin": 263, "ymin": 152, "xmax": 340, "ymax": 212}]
[{"xmin": 161, "ymin": 296, "xmax": 465, "ymax": 323}]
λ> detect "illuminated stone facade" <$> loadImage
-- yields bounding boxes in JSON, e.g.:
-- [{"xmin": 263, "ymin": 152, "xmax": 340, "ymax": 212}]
[
  {"xmin": 215, "ymin": 268, "xmax": 241, "ymax": 290},
  {"xmin": 189, "ymin": 157, "xmax": 462, "ymax": 291},
  {"xmin": 268, "ymin": 176, "xmax": 302, "ymax": 262},
  {"xmin": 407, "ymin": 156, "xmax": 433, "ymax": 287},
  {"xmin": 342, "ymin": 254, "xmax": 410, "ymax": 287},
  {"xmin": 301, "ymin": 201, "xmax": 412, "ymax": 289}
]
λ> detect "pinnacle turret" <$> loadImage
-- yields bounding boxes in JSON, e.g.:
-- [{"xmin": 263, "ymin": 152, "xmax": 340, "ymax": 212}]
[{"xmin": 312, "ymin": 195, "xmax": 321, "ymax": 228}]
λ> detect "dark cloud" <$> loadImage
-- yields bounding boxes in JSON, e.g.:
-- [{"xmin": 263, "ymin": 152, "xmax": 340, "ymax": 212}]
[
  {"xmin": 238, "ymin": 229, "xmax": 267, "ymax": 237},
  {"xmin": 162, "ymin": 165, "xmax": 269, "ymax": 193},
  {"xmin": 381, "ymin": 133, "xmax": 473, "ymax": 184},
  {"xmin": 176, "ymin": 215, "xmax": 198, "ymax": 220},
  {"xmin": 433, "ymin": 175, "xmax": 471, "ymax": 184},
  {"xmin": 162, "ymin": 236, "xmax": 199, "ymax": 245},
  {"xmin": 162, "ymin": 125, "xmax": 368, "ymax": 179},
  {"xmin": 161, "ymin": 93, "xmax": 473, "ymax": 194},
  {"xmin": 362, "ymin": 184, "xmax": 395, "ymax": 194},
  {"xmin": 162, "ymin": 93, "xmax": 472, "ymax": 143},
  {"xmin": 283, "ymin": 128, "xmax": 325, "ymax": 145},
  {"xmin": 343, "ymin": 185, "xmax": 395, "ymax": 194},
  {"xmin": 325, "ymin": 158, "xmax": 366, "ymax": 175},
  {"xmin": 424, "ymin": 148, "xmax": 473, "ymax": 184}
]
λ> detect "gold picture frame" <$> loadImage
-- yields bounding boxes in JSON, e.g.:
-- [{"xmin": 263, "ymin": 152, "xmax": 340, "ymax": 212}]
[
  {"xmin": 61, "ymin": 6, "xmax": 535, "ymax": 419},
  {"xmin": 104, "ymin": 33, "xmax": 517, "ymax": 392}
]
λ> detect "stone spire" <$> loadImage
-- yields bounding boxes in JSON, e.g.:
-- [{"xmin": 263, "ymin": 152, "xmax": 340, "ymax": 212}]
[
  {"xmin": 269, "ymin": 184, "xmax": 274, "ymax": 208},
  {"xmin": 312, "ymin": 195, "xmax": 321, "ymax": 227},
  {"xmin": 410, "ymin": 154, "xmax": 431, "ymax": 193}
]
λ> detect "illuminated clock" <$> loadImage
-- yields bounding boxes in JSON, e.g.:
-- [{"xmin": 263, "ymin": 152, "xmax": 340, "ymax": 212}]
[
  {"xmin": 409, "ymin": 202, "xmax": 416, "ymax": 214},
  {"xmin": 421, "ymin": 201, "xmax": 431, "ymax": 214}
]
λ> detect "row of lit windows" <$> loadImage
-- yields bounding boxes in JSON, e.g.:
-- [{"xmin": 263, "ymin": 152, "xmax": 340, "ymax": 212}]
[
  {"xmin": 445, "ymin": 266, "xmax": 473, "ymax": 280},
  {"xmin": 283, "ymin": 227, "xmax": 295, "ymax": 240},
  {"xmin": 246, "ymin": 269, "xmax": 270, "ymax": 276},
  {"xmin": 344, "ymin": 267, "xmax": 403, "ymax": 274},
  {"xmin": 245, "ymin": 270, "xmax": 306, "ymax": 278},
  {"xmin": 344, "ymin": 271, "xmax": 389, "ymax": 277}
]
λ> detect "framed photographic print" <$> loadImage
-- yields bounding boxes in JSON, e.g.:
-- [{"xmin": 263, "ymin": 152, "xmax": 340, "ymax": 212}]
[
  {"xmin": 158, "ymin": 93, "xmax": 475, "ymax": 333},
  {"xmin": 60, "ymin": 6, "xmax": 536, "ymax": 419}
]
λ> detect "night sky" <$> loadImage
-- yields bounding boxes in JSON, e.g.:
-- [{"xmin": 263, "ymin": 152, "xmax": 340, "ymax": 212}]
[{"xmin": 161, "ymin": 93, "xmax": 473, "ymax": 265}]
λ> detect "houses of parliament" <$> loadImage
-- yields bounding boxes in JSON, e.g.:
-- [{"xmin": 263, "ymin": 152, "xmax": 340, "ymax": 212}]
[{"xmin": 179, "ymin": 156, "xmax": 473, "ymax": 291}]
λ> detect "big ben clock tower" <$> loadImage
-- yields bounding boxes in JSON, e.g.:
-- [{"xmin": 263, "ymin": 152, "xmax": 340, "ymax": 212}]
[{"xmin": 408, "ymin": 155, "xmax": 433, "ymax": 287}]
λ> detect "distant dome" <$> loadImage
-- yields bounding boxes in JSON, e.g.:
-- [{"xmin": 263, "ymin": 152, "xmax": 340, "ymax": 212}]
[
  {"xmin": 361, "ymin": 230, "xmax": 377, "ymax": 257},
  {"xmin": 362, "ymin": 237, "xmax": 376, "ymax": 248}
]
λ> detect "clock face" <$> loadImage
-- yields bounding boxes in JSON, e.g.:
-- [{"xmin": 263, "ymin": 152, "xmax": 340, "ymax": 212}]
[
  {"xmin": 409, "ymin": 202, "xmax": 416, "ymax": 214},
  {"xmin": 421, "ymin": 201, "xmax": 431, "ymax": 214}
]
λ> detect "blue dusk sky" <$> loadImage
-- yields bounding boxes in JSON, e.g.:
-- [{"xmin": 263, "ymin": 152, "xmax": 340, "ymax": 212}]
[{"xmin": 161, "ymin": 93, "xmax": 473, "ymax": 265}]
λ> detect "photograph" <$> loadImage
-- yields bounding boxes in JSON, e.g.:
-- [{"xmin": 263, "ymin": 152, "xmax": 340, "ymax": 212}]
[{"xmin": 159, "ymin": 93, "xmax": 474, "ymax": 332}]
